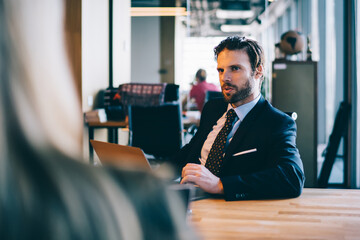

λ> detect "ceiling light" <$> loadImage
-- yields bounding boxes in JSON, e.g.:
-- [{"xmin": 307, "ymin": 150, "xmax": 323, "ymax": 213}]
[
  {"xmin": 131, "ymin": 7, "xmax": 188, "ymax": 17},
  {"xmin": 216, "ymin": 9, "xmax": 255, "ymax": 19},
  {"xmin": 220, "ymin": 24, "xmax": 253, "ymax": 33}
]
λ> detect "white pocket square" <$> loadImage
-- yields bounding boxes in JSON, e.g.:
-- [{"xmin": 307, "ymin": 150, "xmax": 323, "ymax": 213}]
[{"xmin": 233, "ymin": 148, "xmax": 257, "ymax": 157}]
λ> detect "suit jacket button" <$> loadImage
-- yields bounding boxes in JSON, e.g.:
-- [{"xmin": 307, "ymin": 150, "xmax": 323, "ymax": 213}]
[{"xmin": 236, "ymin": 193, "xmax": 246, "ymax": 199}]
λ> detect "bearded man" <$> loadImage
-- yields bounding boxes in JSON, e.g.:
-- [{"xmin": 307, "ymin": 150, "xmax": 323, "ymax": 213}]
[{"xmin": 174, "ymin": 36, "xmax": 305, "ymax": 201}]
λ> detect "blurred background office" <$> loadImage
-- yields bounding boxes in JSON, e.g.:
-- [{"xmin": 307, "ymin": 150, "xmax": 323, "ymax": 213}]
[
  {"xmin": 183, "ymin": 68, "xmax": 220, "ymax": 111},
  {"xmin": 77, "ymin": 0, "xmax": 359, "ymax": 189}
]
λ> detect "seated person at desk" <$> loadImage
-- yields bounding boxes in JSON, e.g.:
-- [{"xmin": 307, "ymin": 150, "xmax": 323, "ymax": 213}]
[
  {"xmin": 189, "ymin": 68, "xmax": 220, "ymax": 111},
  {"xmin": 175, "ymin": 36, "xmax": 305, "ymax": 201},
  {"xmin": 0, "ymin": 1, "xmax": 196, "ymax": 239}
]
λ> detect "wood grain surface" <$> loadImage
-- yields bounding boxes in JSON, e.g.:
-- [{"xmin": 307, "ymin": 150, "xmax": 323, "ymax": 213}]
[{"xmin": 189, "ymin": 188, "xmax": 360, "ymax": 240}]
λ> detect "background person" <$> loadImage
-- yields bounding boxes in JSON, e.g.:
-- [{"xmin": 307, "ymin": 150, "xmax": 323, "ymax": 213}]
[
  {"xmin": 176, "ymin": 36, "xmax": 305, "ymax": 201},
  {"xmin": 0, "ymin": 1, "xmax": 196, "ymax": 239},
  {"xmin": 189, "ymin": 68, "xmax": 220, "ymax": 111}
]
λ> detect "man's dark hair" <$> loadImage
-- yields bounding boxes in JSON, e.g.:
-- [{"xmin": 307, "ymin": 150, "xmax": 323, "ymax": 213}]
[
  {"xmin": 195, "ymin": 68, "xmax": 207, "ymax": 82},
  {"xmin": 214, "ymin": 36, "xmax": 265, "ymax": 74}
]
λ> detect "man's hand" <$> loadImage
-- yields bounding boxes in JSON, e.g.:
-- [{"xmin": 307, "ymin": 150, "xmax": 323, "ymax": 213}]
[{"xmin": 180, "ymin": 163, "xmax": 224, "ymax": 194}]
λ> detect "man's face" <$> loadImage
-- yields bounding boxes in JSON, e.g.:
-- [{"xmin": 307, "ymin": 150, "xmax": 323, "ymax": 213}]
[{"xmin": 217, "ymin": 49, "xmax": 261, "ymax": 107}]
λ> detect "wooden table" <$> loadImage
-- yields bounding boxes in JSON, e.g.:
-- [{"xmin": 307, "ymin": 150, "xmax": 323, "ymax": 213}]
[{"xmin": 189, "ymin": 188, "xmax": 360, "ymax": 240}]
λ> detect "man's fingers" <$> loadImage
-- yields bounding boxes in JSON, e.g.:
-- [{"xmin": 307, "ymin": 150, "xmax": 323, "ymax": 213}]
[
  {"xmin": 183, "ymin": 169, "xmax": 201, "ymax": 177},
  {"xmin": 181, "ymin": 163, "xmax": 223, "ymax": 194},
  {"xmin": 182, "ymin": 163, "xmax": 202, "ymax": 177},
  {"xmin": 183, "ymin": 163, "xmax": 202, "ymax": 170},
  {"xmin": 180, "ymin": 175, "xmax": 197, "ymax": 185}
]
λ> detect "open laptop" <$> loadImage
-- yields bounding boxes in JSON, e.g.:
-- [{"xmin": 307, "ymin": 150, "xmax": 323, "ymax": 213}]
[
  {"xmin": 90, "ymin": 140, "xmax": 151, "ymax": 171},
  {"xmin": 90, "ymin": 140, "xmax": 209, "ymax": 202}
]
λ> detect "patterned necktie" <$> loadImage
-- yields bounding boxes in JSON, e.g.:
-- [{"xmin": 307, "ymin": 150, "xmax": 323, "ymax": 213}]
[{"xmin": 205, "ymin": 109, "xmax": 237, "ymax": 176}]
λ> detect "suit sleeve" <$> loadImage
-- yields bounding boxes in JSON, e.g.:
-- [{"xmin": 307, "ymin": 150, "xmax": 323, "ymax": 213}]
[{"xmin": 221, "ymin": 117, "xmax": 305, "ymax": 201}]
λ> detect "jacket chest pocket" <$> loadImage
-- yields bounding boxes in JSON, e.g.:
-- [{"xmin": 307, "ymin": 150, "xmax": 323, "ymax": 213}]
[{"xmin": 222, "ymin": 150, "xmax": 262, "ymax": 175}]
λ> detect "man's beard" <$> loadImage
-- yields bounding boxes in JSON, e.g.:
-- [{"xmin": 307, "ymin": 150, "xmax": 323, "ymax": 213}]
[{"xmin": 221, "ymin": 77, "xmax": 254, "ymax": 104}]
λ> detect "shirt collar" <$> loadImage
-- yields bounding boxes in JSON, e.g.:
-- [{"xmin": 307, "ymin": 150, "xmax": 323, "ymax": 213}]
[{"xmin": 227, "ymin": 94, "xmax": 261, "ymax": 121}]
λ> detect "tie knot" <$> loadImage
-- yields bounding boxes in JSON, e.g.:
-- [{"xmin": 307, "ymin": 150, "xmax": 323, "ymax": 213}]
[{"xmin": 226, "ymin": 109, "xmax": 237, "ymax": 122}]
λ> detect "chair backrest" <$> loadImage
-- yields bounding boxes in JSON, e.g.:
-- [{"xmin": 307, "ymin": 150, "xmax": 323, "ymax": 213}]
[
  {"xmin": 205, "ymin": 90, "xmax": 223, "ymax": 103},
  {"xmin": 164, "ymin": 84, "xmax": 180, "ymax": 103},
  {"xmin": 128, "ymin": 104, "xmax": 183, "ymax": 159},
  {"xmin": 118, "ymin": 83, "xmax": 167, "ymax": 107}
]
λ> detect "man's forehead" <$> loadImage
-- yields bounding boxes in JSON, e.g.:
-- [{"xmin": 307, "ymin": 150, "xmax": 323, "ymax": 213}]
[
  {"xmin": 218, "ymin": 48, "xmax": 247, "ymax": 57},
  {"xmin": 217, "ymin": 49, "xmax": 250, "ymax": 65}
]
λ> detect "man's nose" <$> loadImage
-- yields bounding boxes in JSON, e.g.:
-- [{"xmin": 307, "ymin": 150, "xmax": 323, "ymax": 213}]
[{"xmin": 222, "ymin": 70, "xmax": 231, "ymax": 82}]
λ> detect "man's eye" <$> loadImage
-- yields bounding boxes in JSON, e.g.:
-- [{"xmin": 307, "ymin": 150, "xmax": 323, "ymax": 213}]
[
  {"xmin": 217, "ymin": 69, "xmax": 224, "ymax": 73},
  {"xmin": 231, "ymin": 66, "xmax": 240, "ymax": 71}
]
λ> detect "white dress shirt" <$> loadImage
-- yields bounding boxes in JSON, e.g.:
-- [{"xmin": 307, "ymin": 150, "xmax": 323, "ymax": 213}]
[{"xmin": 199, "ymin": 94, "xmax": 261, "ymax": 166}]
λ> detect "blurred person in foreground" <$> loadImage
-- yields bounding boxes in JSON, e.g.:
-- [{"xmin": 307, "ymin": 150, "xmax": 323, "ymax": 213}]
[
  {"xmin": 0, "ymin": 1, "xmax": 196, "ymax": 239},
  {"xmin": 175, "ymin": 36, "xmax": 305, "ymax": 201},
  {"xmin": 189, "ymin": 69, "xmax": 220, "ymax": 112}
]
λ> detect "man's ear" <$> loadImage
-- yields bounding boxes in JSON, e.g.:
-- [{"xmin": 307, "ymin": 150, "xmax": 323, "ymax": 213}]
[{"xmin": 255, "ymin": 65, "xmax": 263, "ymax": 79}]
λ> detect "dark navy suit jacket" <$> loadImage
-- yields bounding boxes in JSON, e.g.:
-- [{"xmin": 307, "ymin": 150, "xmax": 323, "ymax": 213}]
[{"xmin": 174, "ymin": 96, "xmax": 305, "ymax": 201}]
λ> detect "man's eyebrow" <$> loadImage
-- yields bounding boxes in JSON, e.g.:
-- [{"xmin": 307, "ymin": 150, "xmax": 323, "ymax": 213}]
[{"xmin": 230, "ymin": 64, "xmax": 241, "ymax": 68}]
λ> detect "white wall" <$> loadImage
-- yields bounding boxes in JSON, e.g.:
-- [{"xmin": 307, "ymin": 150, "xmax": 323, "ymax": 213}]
[
  {"xmin": 82, "ymin": 0, "xmax": 109, "ymax": 112},
  {"xmin": 113, "ymin": 0, "xmax": 131, "ymax": 87},
  {"xmin": 82, "ymin": 0, "xmax": 131, "ymax": 160},
  {"xmin": 131, "ymin": 17, "xmax": 161, "ymax": 83},
  {"xmin": 82, "ymin": 0, "xmax": 131, "ymax": 111}
]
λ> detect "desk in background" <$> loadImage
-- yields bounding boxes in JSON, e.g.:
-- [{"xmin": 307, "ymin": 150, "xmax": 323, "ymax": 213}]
[
  {"xmin": 87, "ymin": 111, "xmax": 201, "ymax": 163},
  {"xmin": 190, "ymin": 188, "xmax": 360, "ymax": 240},
  {"xmin": 182, "ymin": 110, "xmax": 201, "ymax": 128},
  {"xmin": 182, "ymin": 111, "xmax": 201, "ymax": 143},
  {"xmin": 87, "ymin": 121, "xmax": 127, "ymax": 163}
]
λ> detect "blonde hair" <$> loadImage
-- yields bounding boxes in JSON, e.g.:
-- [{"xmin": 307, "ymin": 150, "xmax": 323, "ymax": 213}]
[{"xmin": 0, "ymin": 1, "xmax": 196, "ymax": 239}]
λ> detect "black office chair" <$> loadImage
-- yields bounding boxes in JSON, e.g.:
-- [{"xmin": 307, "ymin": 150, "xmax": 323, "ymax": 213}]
[
  {"xmin": 128, "ymin": 104, "xmax": 183, "ymax": 162},
  {"xmin": 205, "ymin": 90, "xmax": 223, "ymax": 103},
  {"xmin": 164, "ymin": 84, "xmax": 180, "ymax": 103}
]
